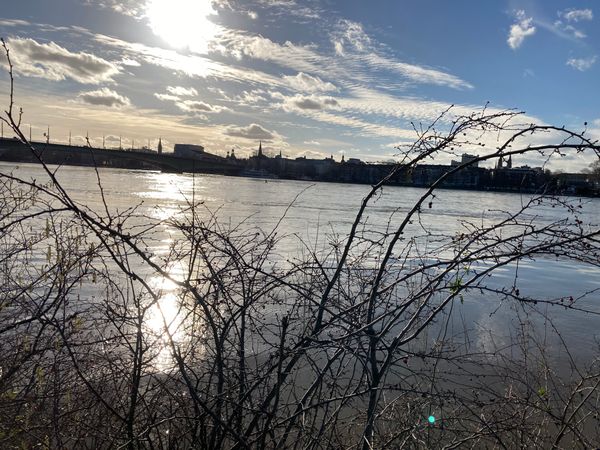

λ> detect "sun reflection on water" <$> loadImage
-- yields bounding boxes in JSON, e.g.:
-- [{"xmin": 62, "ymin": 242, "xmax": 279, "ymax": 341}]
[{"xmin": 145, "ymin": 267, "xmax": 189, "ymax": 370}]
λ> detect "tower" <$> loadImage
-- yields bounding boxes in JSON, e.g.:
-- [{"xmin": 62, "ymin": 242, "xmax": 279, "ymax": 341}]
[
  {"xmin": 506, "ymin": 155, "xmax": 512, "ymax": 169},
  {"xmin": 258, "ymin": 141, "xmax": 263, "ymax": 157},
  {"xmin": 158, "ymin": 137, "xmax": 163, "ymax": 154}
]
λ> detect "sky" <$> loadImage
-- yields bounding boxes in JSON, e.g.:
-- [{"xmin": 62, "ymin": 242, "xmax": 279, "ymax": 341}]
[{"xmin": 0, "ymin": 0, "xmax": 598, "ymax": 171}]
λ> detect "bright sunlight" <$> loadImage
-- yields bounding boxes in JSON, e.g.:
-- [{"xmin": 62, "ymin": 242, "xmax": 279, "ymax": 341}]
[{"xmin": 146, "ymin": 0, "xmax": 219, "ymax": 53}]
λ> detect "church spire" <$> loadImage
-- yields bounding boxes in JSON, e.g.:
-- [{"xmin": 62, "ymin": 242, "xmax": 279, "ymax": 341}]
[
  {"xmin": 258, "ymin": 140, "xmax": 263, "ymax": 157},
  {"xmin": 157, "ymin": 137, "xmax": 163, "ymax": 154}
]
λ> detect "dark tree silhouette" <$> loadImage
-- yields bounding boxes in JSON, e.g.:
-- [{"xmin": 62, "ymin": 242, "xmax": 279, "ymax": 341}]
[{"xmin": 1, "ymin": 39, "xmax": 600, "ymax": 449}]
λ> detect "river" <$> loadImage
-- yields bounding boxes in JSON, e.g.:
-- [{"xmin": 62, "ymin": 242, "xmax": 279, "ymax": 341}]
[{"xmin": 3, "ymin": 162, "xmax": 600, "ymax": 368}]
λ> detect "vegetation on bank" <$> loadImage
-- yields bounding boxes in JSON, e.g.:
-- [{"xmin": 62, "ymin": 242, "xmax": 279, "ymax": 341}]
[{"xmin": 1, "ymin": 39, "xmax": 600, "ymax": 449}]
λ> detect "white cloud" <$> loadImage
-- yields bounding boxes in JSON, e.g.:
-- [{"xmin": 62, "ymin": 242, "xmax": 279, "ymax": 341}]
[
  {"xmin": 86, "ymin": 0, "xmax": 143, "ymax": 17},
  {"xmin": 553, "ymin": 20, "xmax": 587, "ymax": 40},
  {"xmin": 254, "ymin": 0, "xmax": 321, "ymax": 20},
  {"xmin": 508, "ymin": 10, "xmax": 536, "ymax": 50},
  {"xmin": 333, "ymin": 20, "xmax": 371, "ymax": 53},
  {"xmin": 94, "ymin": 33, "xmax": 286, "ymax": 87},
  {"xmin": 362, "ymin": 53, "xmax": 474, "ymax": 90},
  {"xmin": 77, "ymin": 88, "xmax": 131, "ymax": 107},
  {"xmin": 121, "ymin": 58, "xmax": 141, "ymax": 67},
  {"xmin": 223, "ymin": 25, "xmax": 472, "ymax": 90},
  {"xmin": 566, "ymin": 56, "xmax": 597, "ymax": 71},
  {"xmin": 274, "ymin": 92, "xmax": 339, "ymax": 111},
  {"xmin": 0, "ymin": 19, "xmax": 30, "ymax": 27},
  {"xmin": 177, "ymin": 99, "xmax": 226, "ymax": 113},
  {"xmin": 215, "ymin": 31, "xmax": 322, "ymax": 75},
  {"xmin": 154, "ymin": 93, "xmax": 180, "ymax": 102},
  {"xmin": 3, "ymin": 37, "xmax": 119, "ymax": 84},
  {"xmin": 562, "ymin": 9, "xmax": 593, "ymax": 22},
  {"xmin": 166, "ymin": 86, "xmax": 198, "ymax": 96},
  {"xmin": 154, "ymin": 90, "xmax": 227, "ymax": 114},
  {"xmin": 282, "ymin": 72, "xmax": 337, "ymax": 92},
  {"xmin": 234, "ymin": 90, "xmax": 269, "ymax": 107},
  {"xmin": 224, "ymin": 123, "xmax": 275, "ymax": 140},
  {"xmin": 564, "ymin": 24, "xmax": 586, "ymax": 39},
  {"xmin": 553, "ymin": 8, "xmax": 593, "ymax": 40}
]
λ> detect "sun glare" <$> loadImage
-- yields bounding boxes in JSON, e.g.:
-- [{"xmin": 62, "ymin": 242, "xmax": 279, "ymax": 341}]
[{"xmin": 146, "ymin": 0, "xmax": 218, "ymax": 53}]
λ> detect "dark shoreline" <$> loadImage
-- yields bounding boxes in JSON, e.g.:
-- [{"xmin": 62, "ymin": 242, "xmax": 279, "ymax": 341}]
[{"xmin": 1, "ymin": 137, "xmax": 598, "ymax": 197}]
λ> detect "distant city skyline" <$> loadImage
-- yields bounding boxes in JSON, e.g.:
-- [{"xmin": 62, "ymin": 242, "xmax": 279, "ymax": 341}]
[{"xmin": 0, "ymin": 0, "xmax": 598, "ymax": 171}]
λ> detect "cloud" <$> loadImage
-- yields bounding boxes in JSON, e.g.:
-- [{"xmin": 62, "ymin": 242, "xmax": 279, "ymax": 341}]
[
  {"xmin": 328, "ymin": 19, "xmax": 473, "ymax": 89},
  {"xmin": 94, "ymin": 33, "xmax": 286, "ymax": 87},
  {"xmin": 154, "ymin": 93, "xmax": 180, "ymax": 102},
  {"xmin": 508, "ymin": 10, "xmax": 536, "ymax": 50},
  {"xmin": 224, "ymin": 123, "xmax": 275, "ymax": 140},
  {"xmin": 86, "ymin": 0, "xmax": 142, "ymax": 17},
  {"xmin": 77, "ymin": 88, "xmax": 131, "ymax": 107},
  {"xmin": 0, "ymin": 19, "xmax": 30, "ymax": 27},
  {"xmin": 553, "ymin": 17, "xmax": 588, "ymax": 40},
  {"xmin": 97, "ymin": 25, "xmax": 470, "ymax": 93},
  {"xmin": 216, "ymin": 31, "xmax": 322, "ymax": 74},
  {"xmin": 3, "ymin": 37, "xmax": 118, "ymax": 84},
  {"xmin": 561, "ymin": 9, "xmax": 593, "ymax": 22},
  {"xmin": 166, "ymin": 86, "xmax": 198, "ymax": 96},
  {"xmin": 566, "ymin": 56, "xmax": 597, "ymax": 71},
  {"xmin": 154, "ymin": 90, "xmax": 227, "ymax": 114},
  {"xmin": 254, "ymin": 0, "xmax": 321, "ymax": 20},
  {"xmin": 177, "ymin": 100, "xmax": 225, "ymax": 113},
  {"xmin": 234, "ymin": 89, "xmax": 269, "ymax": 107},
  {"xmin": 563, "ymin": 24, "xmax": 586, "ymax": 39},
  {"xmin": 331, "ymin": 20, "xmax": 371, "ymax": 56},
  {"xmin": 282, "ymin": 72, "xmax": 337, "ymax": 92},
  {"xmin": 121, "ymin": 58, "xmax": 141, "ymax": 67},
  {"xmin": 273, "ymin": 93, "xmax": 339, "ymax": 111},
  {"xmin": 362, "ymin": 53, "xmax": 474, "ymax": 90},
  {"xmin": 552, "ymin": 9, "xmax": 592, "ymax": 40}
]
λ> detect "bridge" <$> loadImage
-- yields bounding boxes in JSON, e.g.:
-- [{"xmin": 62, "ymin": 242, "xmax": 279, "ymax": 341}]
[{"xmin": 0, "ymin": 138, "xmax": 241, "ymax": 175}]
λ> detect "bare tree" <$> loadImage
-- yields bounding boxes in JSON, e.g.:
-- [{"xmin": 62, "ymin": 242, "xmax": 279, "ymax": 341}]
[{"xmin": 1, "ymin": 40, "xmax": 600, "ymax": 449}]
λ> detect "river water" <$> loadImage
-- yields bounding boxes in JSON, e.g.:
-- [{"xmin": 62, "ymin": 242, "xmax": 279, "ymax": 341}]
[{"xmin": 3, "ymin": 162, "xmax": 600, "ymax": 368}]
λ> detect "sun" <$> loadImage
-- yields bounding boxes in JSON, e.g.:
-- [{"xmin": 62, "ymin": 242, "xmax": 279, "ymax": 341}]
[{"xmin": 146, "ymin": 0, "xmax": 219, "ymax": 53}]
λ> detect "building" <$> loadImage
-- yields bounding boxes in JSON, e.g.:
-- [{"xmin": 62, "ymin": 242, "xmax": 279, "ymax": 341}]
[
  {"xmin": 451, "ymin": 153, "xmax": 479, "ymax": 168},
  {"xmin": 173, "ymin": 143, "xmax": 205, "ymax": 159}
]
